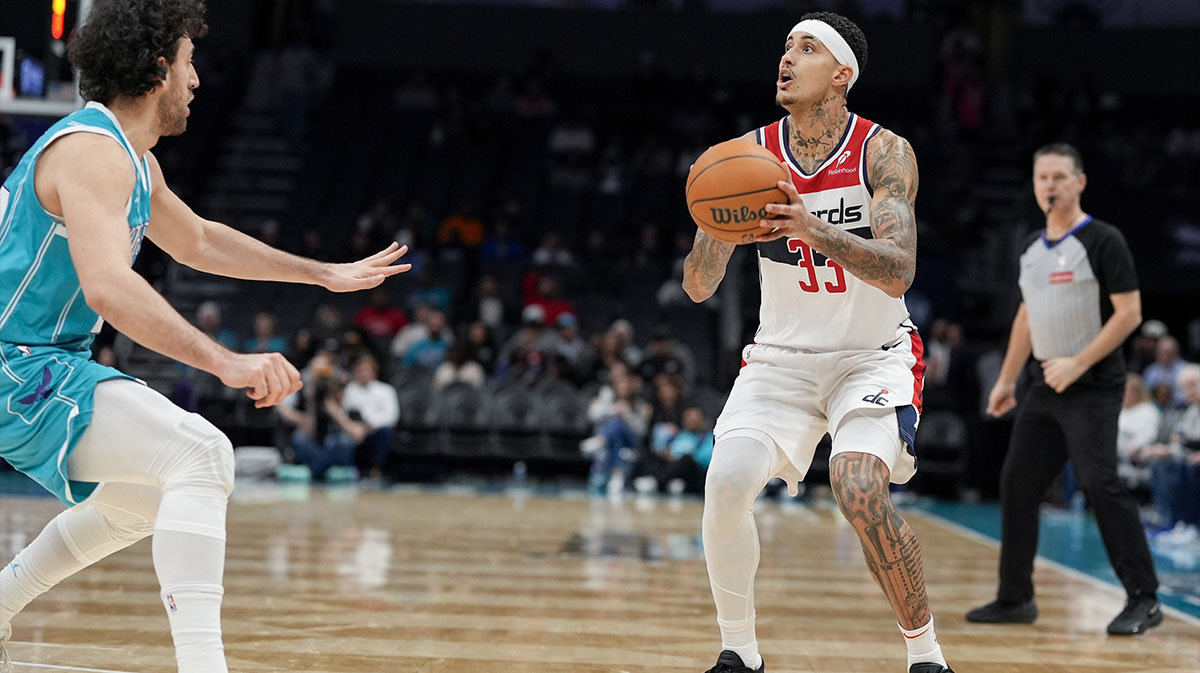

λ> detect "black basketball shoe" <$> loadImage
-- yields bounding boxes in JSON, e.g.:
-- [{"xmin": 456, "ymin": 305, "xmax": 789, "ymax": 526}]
[
  {"xmin": 704, "ymin": 650, "xmax": 764, "ymax": 673},
  {"xmin": 909, "ymin": 664, "xmax": 954, "ymax": 673},
  {"xmin": 965, "ymin": 598, "xmax": 1037, "ymax": 623},
  {"xmin": 1106, "ymin": 595, "xmax": 1163, "ymax": 635}
]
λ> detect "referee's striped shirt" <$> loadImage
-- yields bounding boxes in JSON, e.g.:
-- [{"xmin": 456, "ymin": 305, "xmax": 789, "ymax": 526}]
[{"xmin": 1017, "ymin": 216, "xmax": 1137, "ymax": 388}]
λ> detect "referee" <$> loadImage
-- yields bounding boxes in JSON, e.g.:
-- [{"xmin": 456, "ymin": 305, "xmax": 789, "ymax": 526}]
[{"xmin": 966, "ymin": 143, "xmax": 1161, "ymax": 635}]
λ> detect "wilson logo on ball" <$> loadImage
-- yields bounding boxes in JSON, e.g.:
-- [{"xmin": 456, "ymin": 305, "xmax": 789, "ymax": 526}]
[{"xmin": 710, "ymin": 205, "xmax": 771, "ymax": 225}]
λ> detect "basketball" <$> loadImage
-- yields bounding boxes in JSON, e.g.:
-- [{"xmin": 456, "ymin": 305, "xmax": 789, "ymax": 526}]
[{"xmin": 685, "ymin": 140, "xmax": 790, "ymax": 244}]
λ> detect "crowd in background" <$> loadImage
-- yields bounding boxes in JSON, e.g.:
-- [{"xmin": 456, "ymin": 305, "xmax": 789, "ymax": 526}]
[{"xmin": 2, "ymin": 0, "xmax": 1198, "ymax": 540}]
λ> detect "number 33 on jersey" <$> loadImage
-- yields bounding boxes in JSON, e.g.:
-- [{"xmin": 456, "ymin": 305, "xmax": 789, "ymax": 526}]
[{"xmin": 751, "ymin": 113, "xmax": 912, "ymax": 352}]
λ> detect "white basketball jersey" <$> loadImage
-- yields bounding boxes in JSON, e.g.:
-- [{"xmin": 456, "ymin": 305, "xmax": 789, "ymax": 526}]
[{"xmin": 752, "ymin": 113, "xmax": 912, "ymax": 352}]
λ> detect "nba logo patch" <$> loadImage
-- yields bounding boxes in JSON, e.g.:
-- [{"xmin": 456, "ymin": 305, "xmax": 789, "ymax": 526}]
[
  {"xmin": 166, "ymin": 594, "xmax": 177, "ymax": 613},
  {"xmin": 16, "ymin": 345, "xmax": 31, "ymax": 356}
]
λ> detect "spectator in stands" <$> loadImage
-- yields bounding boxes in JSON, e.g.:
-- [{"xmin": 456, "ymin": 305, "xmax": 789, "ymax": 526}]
[
  {"xmin": 437, "ymin": 201, "xmax": 486, "ymax": 250},
  {"xmin": 467, "ymin": 275, "xmax": 510, "ymax": 331},
  {"xmin": 391, "ymin": 304, "xmax": 428, "ymax": 360},
  {"xmin": 197, "ymin": 300, "xmax": 238, "ymax": 350},
  {"xmin": 395, "ymin": 202, "xmax": 434, "ymax": 262},
  {"xmin": 337, "ymin": 329, "xmax": 379, "ymax": 374},
  {"xmin": 638, "ymin": 326, "xmax": 695, "ymax": 385},
  {"xmin": 524, "ymin": 274, "xmax": 575, "ymax": 326},
  {"xmin": 465, "ymin": 321, "xmax": 498, "ymax": 374},
  {"xmin": 172, "ymin": 301, "xmax": 239, "ymax": 412},
  {"xmin": 480, "ymin": 219, "xmax": 526, "ymax": 265},
  {"xmin": 276, "ymin": 352, "xmax": 357, "ymax": 481},
  {"xmin": 499, "ymin": 305, "xmax": 552, "ymax": 381},
  {"xmin": 657, "ymin": 259, "xmax": 694, "ymax": 308},
  {"xmin": 1128, "ymin": 320, "xmax": 1168, "ymax": 373},
  {"xmin": 607, "ymin": 319, "xmax": 643, "ymax": 369},
  {"xmin": 582, "ymin": 367, "xmax": 650, "ymax": 495},
  {"xmin": 552, "ymin": 312, "xmax": 590, "ymax": 381},
  {"xmin": 1143, "ymin": 336, "xmax": 1188, "ymax": 408},
  {"xmin": 636, "ymin": 405, "xmax": 713, "ymax": 496},
  {"xmin": 925, "ymin": 318, "xmax": 954, "ymax": 387},
  {"xmin": 433, "ymin": 342, "xmax": 486, "ymax": 390},
  {"xmin": 299, "ymin": 228, "xmax": 330, "ymax": 262},
  {"xmin": 245, "ymin": 312, "xmax": 287, "ymax": 354},
  {"xmin": 404, "ymin": 309, "xmax": 453, "ymax": 370},
  {"xmin": 407, "ymin": 262, "xmax": 453, "ymax": 313},
  {"xmin": 649, "ymin": 372, "xmax": 686, "ymax": 431},
  {"xmin": 531, "ymin": 233, "xmax": 576, "ymax": 269},
  {"xmin": 288, "ymin": 327, "xmax": 316, "ymax": 369},
  {"xmin": 1116, "ymin": 373, "xmax": 1161, "ymax": 491},
  {"xmin": 355, "ymin": 289, "xmax": 409, "ymax": 343},
  {"xmin": 310, "ymin": 303, "xmax": 344, "ymax": 345},
  {"xmin": 583, "ymin": 328, "xmax": 629, "ymax": 385},
  {"xmin": 341, "ymin": 355, "xmax": 400, "ymax": 480},
  {"xmin": 1135, "ymin": 365, "xmax": 1200, "ymax": 540},
  {"xmin": 357, "ymin": 198, "xmax": 398, "ymax": 253}
]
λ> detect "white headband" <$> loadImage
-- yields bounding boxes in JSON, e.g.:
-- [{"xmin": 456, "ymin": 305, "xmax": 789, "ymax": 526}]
[{"xmin": 789, "ymin": 19, "xmax": 860, "ymax": 91}]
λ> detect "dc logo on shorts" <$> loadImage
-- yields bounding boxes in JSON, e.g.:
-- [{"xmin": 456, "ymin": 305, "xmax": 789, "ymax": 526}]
[
  {"xmin": 862, "ymin": 388, "xmax": 889, "ymax": 406},
  {"xmin": 166, "ymin": 594, "xmax": 177, "ymax": 613}
]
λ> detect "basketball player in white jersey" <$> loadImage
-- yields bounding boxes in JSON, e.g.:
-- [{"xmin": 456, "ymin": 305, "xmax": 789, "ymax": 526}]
[{"xmin": 683, "ymin": 12, "xmax": 953, "ymax": 673}]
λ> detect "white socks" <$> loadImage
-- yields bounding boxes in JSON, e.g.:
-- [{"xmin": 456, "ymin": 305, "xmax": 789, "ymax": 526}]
[
  {"xmin": 160, "ymin": 582, "xmax": 227, "ymax": 673},
  {"xmin": 718, "ymin": 613, "xmax": 762, "ymax": 670},
  {"xmin": 153, "ymin": 523, "xmax": 229, "ymax": 673},
  {"xmin": 899, "ymin": 615, "xmax": 946, "ymax": 668}
]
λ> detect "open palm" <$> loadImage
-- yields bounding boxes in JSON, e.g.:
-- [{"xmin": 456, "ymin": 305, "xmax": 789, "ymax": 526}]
[{"xmin": 323, "ymin": 243, "xmax": 412, "ymax": 293}]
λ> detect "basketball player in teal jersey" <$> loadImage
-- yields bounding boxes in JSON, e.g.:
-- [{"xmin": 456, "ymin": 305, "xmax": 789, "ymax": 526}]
[{"xmin": 0, "ymin": 2, "xmax": 410, "ymax": 671}]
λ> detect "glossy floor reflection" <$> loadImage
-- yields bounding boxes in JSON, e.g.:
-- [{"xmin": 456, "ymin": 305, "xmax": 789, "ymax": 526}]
[{"xmin": 1, "ymin": 484, "xmax": 1198, "ymax": 672}]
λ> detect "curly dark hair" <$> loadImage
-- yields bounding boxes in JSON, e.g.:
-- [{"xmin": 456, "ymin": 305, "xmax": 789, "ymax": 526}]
[
  {"xmin": 799, "ymin": 11, "xmax": 869, "ymax": 75},
  {"xmin": 68, "ymin": 0, "xmax": 208, "ymax": 104}
]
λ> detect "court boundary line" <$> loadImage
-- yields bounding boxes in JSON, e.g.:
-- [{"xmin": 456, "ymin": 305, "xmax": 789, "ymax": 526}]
[
  {"xmin": 13, "ymin": 663, "xmax": 140, "ymax": 673},
  {"xmin": 910, "ymin": 508, "xmax": 1200, "ymax": 628}
]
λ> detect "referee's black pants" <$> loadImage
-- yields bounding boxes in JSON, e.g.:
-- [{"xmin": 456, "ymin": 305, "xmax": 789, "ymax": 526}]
[{"xmin": 997, "ymin": 383, "xmax": 1159, "ymax": 603}]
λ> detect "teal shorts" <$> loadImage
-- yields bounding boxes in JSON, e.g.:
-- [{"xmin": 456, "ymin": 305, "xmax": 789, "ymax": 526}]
[{"xmin": 0, "ymin": 342, "xmax": 137, "ymax": 506}]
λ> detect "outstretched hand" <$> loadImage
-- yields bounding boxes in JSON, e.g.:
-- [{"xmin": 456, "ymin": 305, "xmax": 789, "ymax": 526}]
[{"xmin": 323, "ymin": 242, "xmax": 412, "ymax": 293}]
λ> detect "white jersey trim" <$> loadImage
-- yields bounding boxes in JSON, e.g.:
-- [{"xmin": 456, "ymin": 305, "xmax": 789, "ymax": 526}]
[{"xmin": 0, "ymin": 221, "xmax": 59, "ymax": 332}]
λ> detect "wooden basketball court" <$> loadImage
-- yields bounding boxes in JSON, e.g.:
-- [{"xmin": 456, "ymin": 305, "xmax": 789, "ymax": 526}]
[{"xmin": 2, "ymin": 488, "xmax": 1197, "ymax": 672}]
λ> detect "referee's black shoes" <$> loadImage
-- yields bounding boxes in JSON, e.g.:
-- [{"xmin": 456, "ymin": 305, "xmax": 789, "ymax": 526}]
[
  {"xmin": 910, "ymin": 665, "xmax": 955, "ymax": 673},
  {"xmin": 703, "ymin": 650, "xmax": 764, "ymax": 673},
  {"xmin": 1106, "ymin": 595, "xmax": 1163, "ymax": 635},
  {"xmin": 965, "ymin": 598, "xmax": 1038, "ymax": 623}
]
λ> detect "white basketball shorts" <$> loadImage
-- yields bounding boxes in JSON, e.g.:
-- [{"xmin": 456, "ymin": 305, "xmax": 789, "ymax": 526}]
[{"xmin": 713, "ymin": 334, "xmax": 925, "ymax": 487}]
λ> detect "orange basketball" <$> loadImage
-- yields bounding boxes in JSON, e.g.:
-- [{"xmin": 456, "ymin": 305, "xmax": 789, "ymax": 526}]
[{"xmin": 685, "ymin": 140, "xmax": 789, "ymax": 244}]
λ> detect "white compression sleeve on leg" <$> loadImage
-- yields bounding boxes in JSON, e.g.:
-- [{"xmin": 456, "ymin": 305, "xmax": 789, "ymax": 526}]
[
  {"xmin": 703, "ymin": 432, "xmax": 775, "ymax": 669},
  {"xmin": 1, "ymin": 483, "xmax": 158, "ymax": 625},
  {"xmin": 65, "ymin": 380, "xmax": 235, "ymax": 673}
]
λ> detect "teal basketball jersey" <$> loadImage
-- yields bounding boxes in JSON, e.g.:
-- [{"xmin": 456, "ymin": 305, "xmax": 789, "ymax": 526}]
[
  {"xmin": 0, "ymin": 101, "xmax": 152, "ymax": 350},
  {"xmin": 1, "ymin": 102, "xmax": 149, "ymax": 506}
]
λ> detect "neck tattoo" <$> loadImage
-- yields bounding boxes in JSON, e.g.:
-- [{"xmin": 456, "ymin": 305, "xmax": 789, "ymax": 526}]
[{"xmin": 788, "ymin": 94, "xmax": 849, "ymax": 173}]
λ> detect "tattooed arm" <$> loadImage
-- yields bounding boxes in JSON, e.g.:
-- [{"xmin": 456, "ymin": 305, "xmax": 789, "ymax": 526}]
[
  {"xmin": 682, "ymin": 229, "xmax": 736, "ymax": 302},
  {"xmin": 760, "ymin": 130, "xmax": 918, "ymax": 298}
]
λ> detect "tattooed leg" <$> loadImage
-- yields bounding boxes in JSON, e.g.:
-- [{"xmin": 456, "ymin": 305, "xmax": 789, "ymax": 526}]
[{"xmin": 829, "ymin": 451, "xmax": 931, "ymax": 629}]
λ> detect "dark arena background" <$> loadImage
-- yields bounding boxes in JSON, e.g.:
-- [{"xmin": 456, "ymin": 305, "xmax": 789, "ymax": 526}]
[{"xmin": 1, "ymin": 1, "xmax": 1198, "ymax": 671}]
